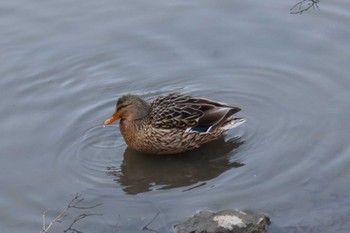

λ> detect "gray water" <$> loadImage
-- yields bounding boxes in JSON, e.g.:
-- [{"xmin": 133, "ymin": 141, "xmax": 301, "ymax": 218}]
[{"xmin": 1, "ymin": 0, "xmax": 350, "ymax": 232}]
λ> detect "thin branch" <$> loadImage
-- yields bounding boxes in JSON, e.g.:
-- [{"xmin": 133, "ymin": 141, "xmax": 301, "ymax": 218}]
[
  {"xmin": 111, "ymin": 214, "xmax": 121, "ymax": 233},
  {"xmin": 68, "ymin": 194, "xmax": 102, "ymax": 210},
  {"xmin": 41, "ymin": 204, "xmax": 70, "ymax": 233},
  {"xmin": 63, "ymin": 213, "xmax": 103, "ymax": 233},
  {"xmin": 290, "ymin": 0, "xmax": 320, "ymax": 14},
  {"xmin": 142, "ymin": 211, "xmax": 160, "ymax": 233},
  {"xmin": 40, "ymin": 193, "xmax": 102, "ymax": 233}
]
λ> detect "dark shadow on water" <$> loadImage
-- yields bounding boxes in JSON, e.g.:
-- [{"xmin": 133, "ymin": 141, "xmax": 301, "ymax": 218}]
[{"xmin": 106, "ymin": 137, "xmax": 244, "ymax": 195}]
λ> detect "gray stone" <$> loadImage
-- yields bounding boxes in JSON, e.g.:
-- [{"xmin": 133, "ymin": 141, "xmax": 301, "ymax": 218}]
[{"xmin": 174, "ymin": 209, "xmax": 270, "ymax": 233}]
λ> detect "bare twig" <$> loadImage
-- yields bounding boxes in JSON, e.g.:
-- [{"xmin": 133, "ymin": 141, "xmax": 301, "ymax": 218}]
[
  {"xmin": 40, "ymin": 193, "xmax": 101, "ymax": 233},
  {"xmin": 290, "ymin": 0, "xmax": 320, "ymax": 14},
  {"xmin": 40, "ymin": 205, "xmax": 69, "ymax": 233},
  {"xmin": 68, "ymin": 193, "xmax": 102, "ymax": 210},
  {"xmin": 63, "ymin": 213, "xmax": 103, "ymax": 233},
  {"xmin": 142, "ymin": 211, "xmax": 160, "ymax": 233},
  {"xmin": 111, "ymin": 214, "xmax": 121, "ymax": 233}
]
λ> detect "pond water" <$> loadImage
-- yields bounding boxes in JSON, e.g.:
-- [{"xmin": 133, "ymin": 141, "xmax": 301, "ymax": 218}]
[{"xmin": 1, "ymin": 0, "xmax": 350, "ymax": 232}]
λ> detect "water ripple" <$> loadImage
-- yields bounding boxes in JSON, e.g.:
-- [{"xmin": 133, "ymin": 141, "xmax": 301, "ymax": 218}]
[{"xmin": 82, "ymin": 125, "xmax": 123, "ymax": 150}]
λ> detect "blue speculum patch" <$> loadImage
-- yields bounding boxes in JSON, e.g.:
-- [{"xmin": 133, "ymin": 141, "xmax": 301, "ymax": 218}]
[{"xmin": 188, "ymin": 127, "xmax": 210, "ymax": 133}]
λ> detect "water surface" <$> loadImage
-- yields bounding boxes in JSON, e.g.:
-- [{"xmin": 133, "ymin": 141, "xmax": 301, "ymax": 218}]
[{"xmin": 1, "ymin": 0, "xmax": 350, "ymax": 232}]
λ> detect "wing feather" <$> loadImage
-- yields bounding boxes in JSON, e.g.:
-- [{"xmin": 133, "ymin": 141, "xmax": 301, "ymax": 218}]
[{"xmin": 149, "ymin": 93, "xmax": 240, "ymax": 131}]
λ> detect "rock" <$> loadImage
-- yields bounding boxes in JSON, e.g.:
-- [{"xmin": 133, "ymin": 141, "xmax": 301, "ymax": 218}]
[{"xmin": 174, "ymin": 209, "xmax": 270, "ymax": 233}]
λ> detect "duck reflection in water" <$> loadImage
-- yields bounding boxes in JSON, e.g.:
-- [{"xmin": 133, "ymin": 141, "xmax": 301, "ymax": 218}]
[{"xmin": 106, "ymin": 137, "xmax": 244, "ymax": 195}]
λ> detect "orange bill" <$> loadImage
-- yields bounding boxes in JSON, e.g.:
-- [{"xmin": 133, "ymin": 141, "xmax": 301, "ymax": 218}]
[{"xmin": 103, "ymin": 112, "xmax": 121, "ymax": 125}]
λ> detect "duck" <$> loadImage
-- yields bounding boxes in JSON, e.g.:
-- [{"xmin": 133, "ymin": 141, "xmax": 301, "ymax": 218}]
[{"xmin": 103, "ymin": 93, "xmax": 245, "ymax": 154}]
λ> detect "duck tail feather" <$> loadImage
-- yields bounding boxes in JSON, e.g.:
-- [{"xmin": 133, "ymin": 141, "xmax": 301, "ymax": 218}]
[{"xmin": 221, "ymin": 118, "xmax": 246, "ymax": 130}]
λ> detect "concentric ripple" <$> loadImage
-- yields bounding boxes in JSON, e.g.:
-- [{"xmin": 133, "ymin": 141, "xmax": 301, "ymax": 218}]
[
  {"xmin": 82, "ymin": 125, "xmax": 123, "ymax": 150},
  {"xmin": 57, "ymin": 123, "xmax": 125, "ymax": 187},
  {"xmin": 54, "ymin": 62, "xmax": 350, "ymax": 200},
  {"xmin": 197, "ymin": 64, "xmax": 350, "ymax": 209}
]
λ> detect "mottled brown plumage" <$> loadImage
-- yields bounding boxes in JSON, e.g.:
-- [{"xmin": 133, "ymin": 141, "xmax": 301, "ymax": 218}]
[{"xmin": 104, "ymin": 93, "xmax": 245, "ymax": 154}]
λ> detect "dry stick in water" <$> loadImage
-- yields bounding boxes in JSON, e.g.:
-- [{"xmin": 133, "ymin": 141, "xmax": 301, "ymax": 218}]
[
  {"xmin": 142, "ymin": 211, "xmax": 161, "ymax": 233},
  {"xmin": 290, "ymin": 0, "xmax": 320, "ymax": 14},
  {"xmin": 40, "ymin": 193, "xmax": 102, "ymax": 233}
]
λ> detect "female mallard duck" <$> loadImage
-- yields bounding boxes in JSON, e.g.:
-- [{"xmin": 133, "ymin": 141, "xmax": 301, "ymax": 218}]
[{"xmin": 104, "ymin": 93, "xmax": 245, "ymax": 154}]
